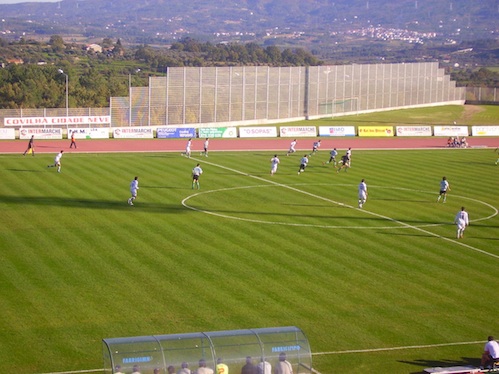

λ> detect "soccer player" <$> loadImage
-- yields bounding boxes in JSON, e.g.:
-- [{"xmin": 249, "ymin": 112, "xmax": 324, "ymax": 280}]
[
  {"xmin": 202, "ymin": 138, "xmax": 209, "ymax": 157},
  {"xmin": 183, "ymin": 138, "xmax": 192, "ymax": 158},
  {"xmin": 47, "ymin": 150, "xmax": 64, "ymax": 173},
  {"xmin": 270, "ymin": 154, "xmax": 280, "ymax": 175},
  {"xmin": 192, "ymin": 163, "xmax": 203, "ymax": 189},
  {"xmin": 336, "ymin": 154, "xmax": 350, "ymax": 173},
  {"xmin": 358, "ymin": 179, "xmax": 368, "ymax": 208},
  {"xmin": 437, "ymin": 176, "xmax": 450, "ymax": 203},
  {"xmin": 454, "ymin": 206, "xmax": 469, "ymax": 239},
  {"xmin": 23, "ymin": 135, "xmax": 35, "ymax": 156},
  {"xmin": 310, "ymin": 139, "xmax": 321, "ymax": 156},
  {"xmin": 128, "ymin": 176, "xmax": 139, "ymax": 206},
  {"xmin": 495, "ymin": 147, "xmax": 499, "ymax": 165},
  {"xmin": 286, "ymin": 139, "xmax": 297, "ymax": 156},
  {"xmin": 346, "ymin": 147, "xmax": 352, "ymax": 166},
  {"xmin": 298, "ymin": 154, "xmax": 308, "ymax": 174},
  {"xmin": 324, "ymin": 148, "xmax": 338, "ymax": 166}
]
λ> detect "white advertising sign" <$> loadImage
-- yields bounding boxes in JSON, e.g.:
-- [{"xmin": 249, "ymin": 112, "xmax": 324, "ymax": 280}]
[
  {"xmin": 318, "ymin": 126, "xmax": 356, "ymax": 137},
  {"xmin": 239, "ymin": 127, "xmax": 277, "ymax": 138},
  {"xmin": 70, "ymin": 128, "xmax": 110, "ymax": 139},
  {"xmin": 433, "ymin": 126, "xmax": 468, "ymax": 137},
  {"xmin": 0, "ymin": 128, "xmax": 15, "ymax": 140},
  {"xmin": 471, "ymin": 126, "xmax": 499, "ymax": 136},
  {"xmin": 396, "ymin": 126, "xmax": 432, "ymax": 137},
  {"xmin": 113, "ymin": 127, "xmax": 154, "ymax": 139},
  {"xmin": 5, "ymin": 116, "xmax": 111, "ymax": 126},
  {"xmin": 19, "ymin": 128, "xmax": 63, "ymax": 140},
  {"xmin": 279, "ymin": 126, "xmax": 317, "ymax": 137}
]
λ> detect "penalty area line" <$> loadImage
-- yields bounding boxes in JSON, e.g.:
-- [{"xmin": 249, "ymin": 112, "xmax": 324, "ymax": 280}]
[{"xmin": 312, "ymin": 340, "xmax": 484, "ymax": 356}]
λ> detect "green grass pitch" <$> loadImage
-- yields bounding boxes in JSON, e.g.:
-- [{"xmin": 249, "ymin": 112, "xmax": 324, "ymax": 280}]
[{"xmin": 0, "ymin": 148, "xmax": 497, "ymax": 373}]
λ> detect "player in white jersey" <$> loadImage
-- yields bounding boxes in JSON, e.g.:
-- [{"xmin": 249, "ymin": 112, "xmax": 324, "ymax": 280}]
[
  {"xmin": 47, "ymin": 150, "xmax": 64, "ymax": 172},
  {"xmin": 202, "ymin": 138, "xmax": 209, "ymax": 157},
  {"xmin": 192, "ymin": 163, "xmax": 203, "ymax": 189},
  {"xmin": 128, "ymin": 176, "xmax": 139, "ymax": 206},
  {"xmin": 454, "ymin": 206, "xmax": 469, "ymax": 239},
  {"xmin": 183, "ymin": 138, "xmax": 192, "ymax": 158},
  {"xmin": 298, "ymin": 154, "xmax": 308, "ymax": 174},
  {"xmin": 437, "ymin": 176, "xmax": 450, "ymax": 202},
  {"xmin": 346, "ymin": 147, "xmax": 352, "ymax": 166},
  {"xmin": 358, "ymin": 179, "xmax": 368, "ymax": 208},
  {"xmin": 270, "ymin": 154, "xmax": 280, "ymax": 175},
  {"xmin": 286, "ymin": 139, "xmax": 297, "ymax": 156},
  {"xmin": 310, "ymin": 139, "xmax": 321, "ymax": 156},
  {"xmin": 324, "ymin": 148, "xmax": 338, "ymax": 166}
]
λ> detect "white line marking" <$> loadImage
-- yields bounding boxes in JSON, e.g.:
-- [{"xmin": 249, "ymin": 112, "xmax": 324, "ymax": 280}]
[
  {"xmin": 185, "ymin": 158, "xmax": 499, "ymax": 260},
  {"xmin": 312, "ymin": 340, "xmax": 484, "ymax": 356}
]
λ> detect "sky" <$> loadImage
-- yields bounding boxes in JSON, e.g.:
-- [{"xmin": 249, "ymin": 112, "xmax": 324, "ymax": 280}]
[{"xmin": 0, "ymin": 0, "xmax": 59, "ymax": 3}]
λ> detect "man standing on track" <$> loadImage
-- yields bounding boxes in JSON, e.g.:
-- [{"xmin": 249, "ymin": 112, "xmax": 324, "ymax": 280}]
[
  {"xmin": 23, "ymin": 135, "xmax": 35, "ymax": 156},
  {"xmin": 70, "ymin": 131, "xmax": 77, "ymax": 149},
  {"xmin": 202, "ymin": 138, "xmax": 209, "ymax": 157},
  {"xmin": 183, "ymin": 138, "xmax": 192, "ymax": 158}
]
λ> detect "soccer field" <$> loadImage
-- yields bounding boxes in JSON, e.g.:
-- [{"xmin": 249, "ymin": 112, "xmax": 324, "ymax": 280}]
[{"xmin": 0, "ymin": 148, "xmax": 497, "ymax": 374}]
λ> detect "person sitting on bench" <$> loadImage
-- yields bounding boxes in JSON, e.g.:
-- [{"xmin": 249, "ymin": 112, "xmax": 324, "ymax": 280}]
[{"xmin": 481, "ymin": 335, "xmax": 499, "ymax": 369}]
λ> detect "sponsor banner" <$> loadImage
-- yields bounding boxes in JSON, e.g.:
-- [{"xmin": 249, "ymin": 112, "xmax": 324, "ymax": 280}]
[
  {"xmin": 318, "ymin": 126, "xmax": 356, "ymax": 137},
  {"xmin": 358, "ymin": 126, "xmax": 394, "ymax": 137},
  {"xmin": 396, "ymin": 126, "xmax": 432, "ymax": 137},
  {"xmin": 156, "ymin": 127, "xmax": 196, "ymax": 139},
  {"xmin": 198, "ymin": 127, "xmax": 237, "ymax": 138},
  {"xmin": 113, "ymin": 127, "xmax": 153, "ymax": 139},
  {"xmin": 0, "ymin": 128, "xmax": 15, "ymax": 140},
  {"xmin": 19, "ymin": 127, "xmax": 63, "ymax": 140},
  {"xmin": 280, "ymin": 126, "xmax": 317, "ymax": 137},
  {"xmin": 433, "ymin": 126, "xmax": 468, "ymax": 137},
  {"xmin": 70, "ymin": 128, "xmax": 109, "ymax": 139},
  {"xmin": 471, "ymin": 125, "xmax": 499, "ymax": 136},
  {"xmin": 239, "ymin": 127, "xmax": 277, "ymax": 138},
  {"xmin": 5, "ymin": 115, "xmax": 111, "ymax": 126}
]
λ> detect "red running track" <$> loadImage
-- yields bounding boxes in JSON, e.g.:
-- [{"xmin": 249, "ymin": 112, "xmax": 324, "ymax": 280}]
[{"xmin": 1, "ymin": 137, "xmax": 498, "ymax": 154}]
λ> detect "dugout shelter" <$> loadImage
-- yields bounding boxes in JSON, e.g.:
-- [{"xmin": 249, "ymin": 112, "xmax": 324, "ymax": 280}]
[{"xmin": 102, "ymin": 326, "xmax": 313, "ymax": 373}]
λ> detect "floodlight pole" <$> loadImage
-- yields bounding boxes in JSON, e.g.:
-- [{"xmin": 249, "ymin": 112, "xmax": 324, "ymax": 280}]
[{"xmin": 58, "ymin": 69, "xmax": 69, "ymax": 126}]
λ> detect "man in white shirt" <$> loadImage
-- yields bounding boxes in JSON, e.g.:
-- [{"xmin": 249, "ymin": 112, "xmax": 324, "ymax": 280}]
[
  {"xmin": 128, "ymin": 176, "xmax": 139, "ymax": 205},
  {"xmin": 275, "ymin": 353, "xmax": 293, "ymax": 374},
  {"xmin": 47, "ymin": 150, "xmax": 64, "ymax": 173},
  {"xmin": 437, "ymin": 176, "xmax": 450, "ymax": 203},
  {"xmin": 358, "ymin": 179, "xmax": 368, "ymax": 209},
  {"xmin": 270, "ymin": 154, "xmax": 280, "ymax": 175},
  {"xmin": 192, "ymin": 163, "xmax": 203, "ymax": 189},
  {"xmin": 184, "ymin": 138, "xmax": 192, "ymax": 158},
  {"xmin": 194, "ymin": 359, "xmax": 213, "ymax": 374},
  {"xmin": 298, "ymin": 154, "xmax": 308, "ymax": 174},
  {"xmin": 286, "ymin": 139, "xmax": 297, "ymax": 156},
  {"xmin": 481, "ymin": 336, "xmax": 499, "ymax": 369},
  {"xmin": 257, "ymin": 358, "xmax": 271, "ymax": 374},
  {"xmin": 454, "ymin": 206, "xmax": 469, "ymax": 239}
]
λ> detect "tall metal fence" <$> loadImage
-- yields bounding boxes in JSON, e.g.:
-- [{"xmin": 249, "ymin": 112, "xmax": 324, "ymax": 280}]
[{"xmin": 0, "ymin": 62, "xmax": 466, "ymax": 128}]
